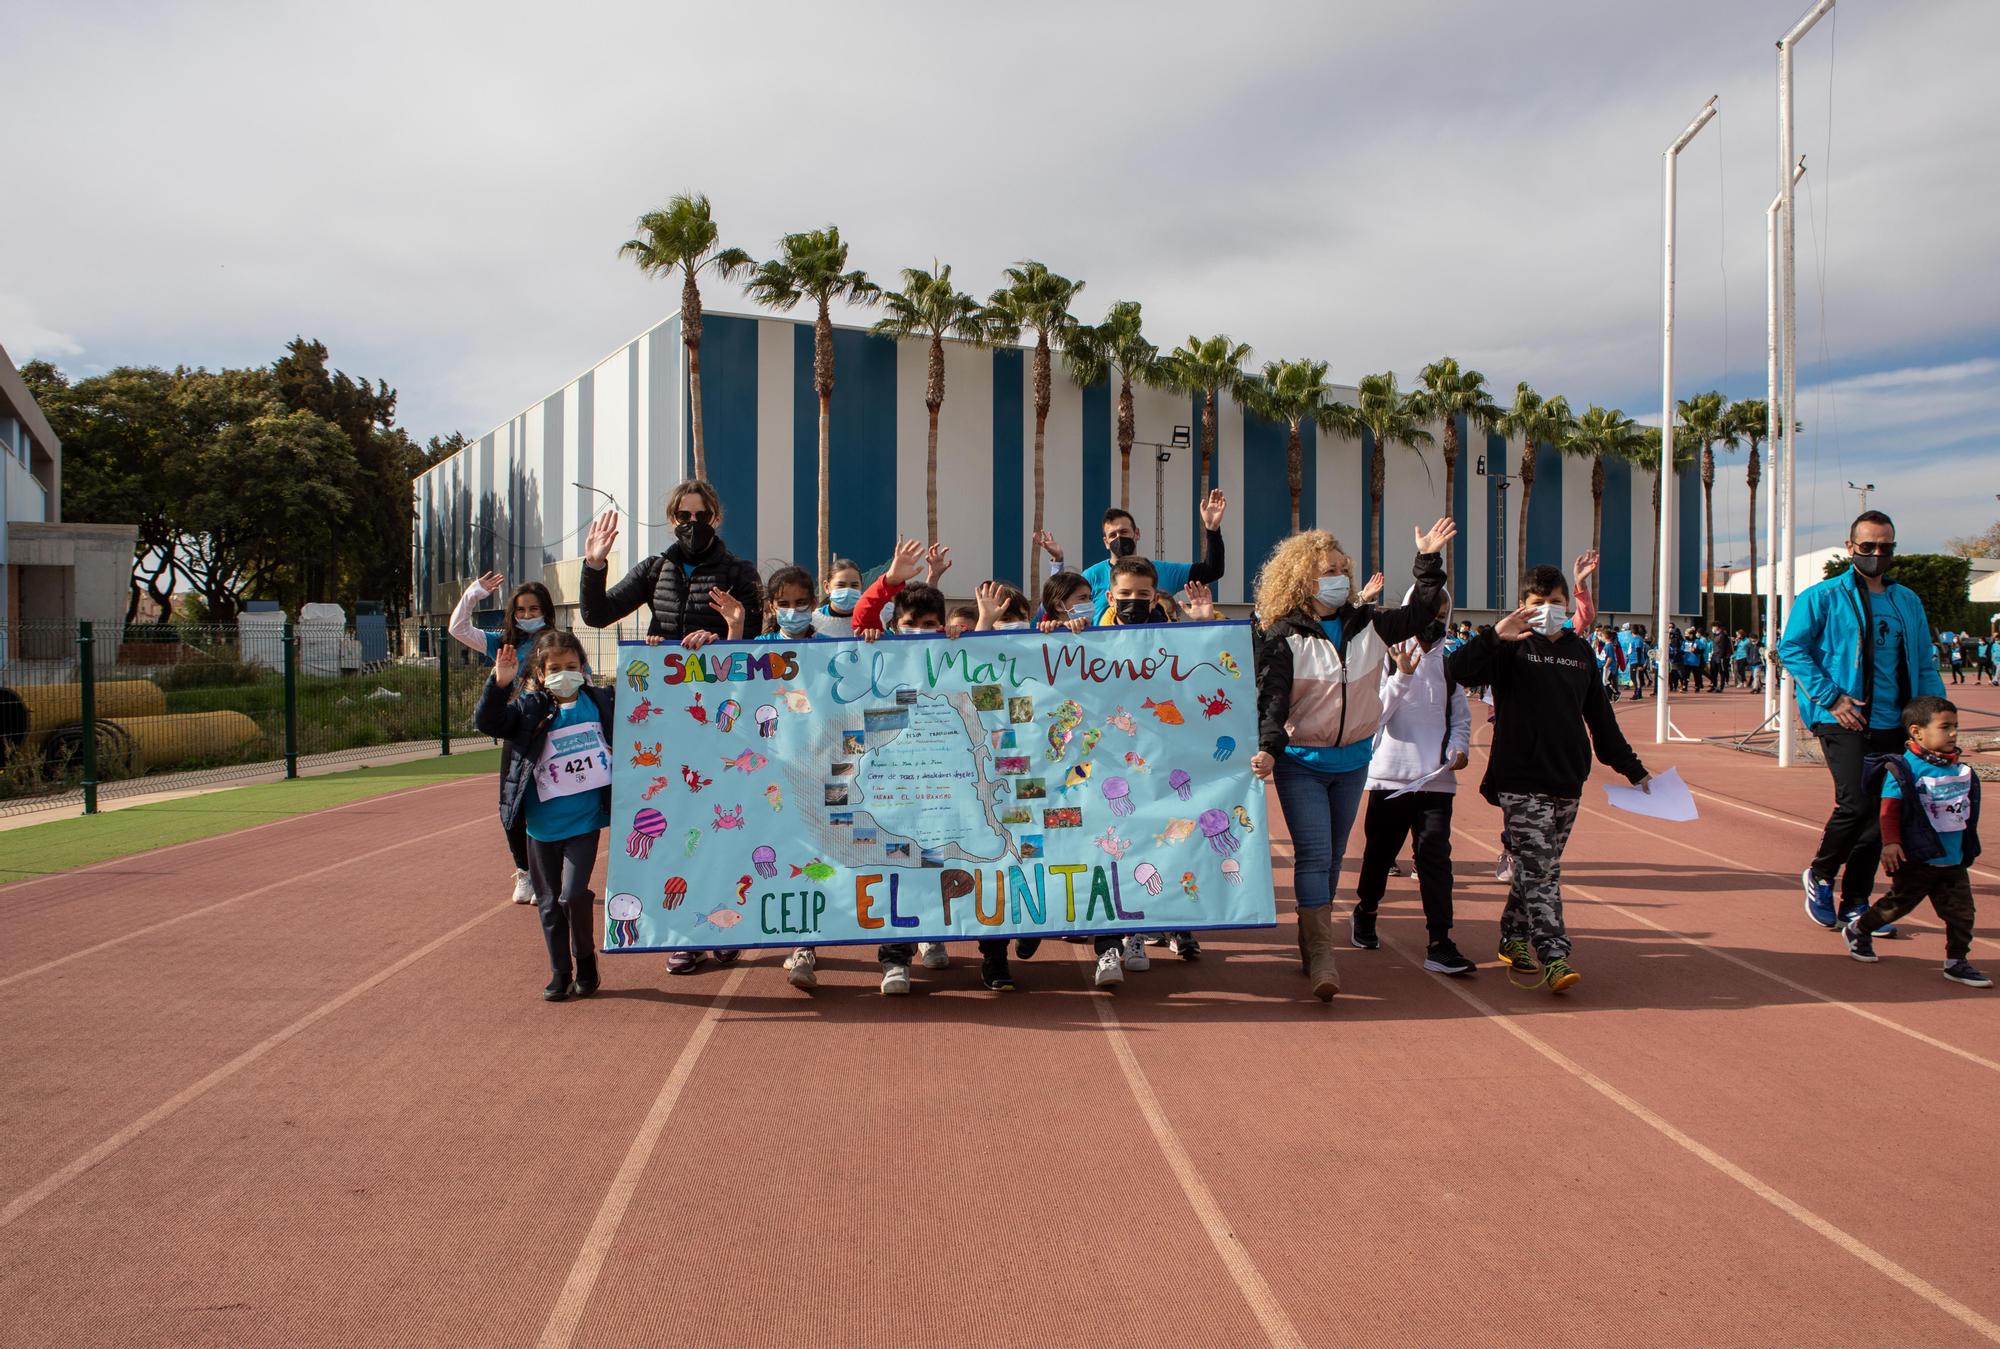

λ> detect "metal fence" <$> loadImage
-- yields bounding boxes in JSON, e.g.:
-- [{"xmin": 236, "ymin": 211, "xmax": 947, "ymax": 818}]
[{"xmin": 0, "ymin": 622, "xmax": 480, "ymax": 817}]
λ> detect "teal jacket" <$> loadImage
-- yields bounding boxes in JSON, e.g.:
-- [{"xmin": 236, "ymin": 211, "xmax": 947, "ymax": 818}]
[{"xmin": 1777, "ymin": 567, "xmax": 1943, "ymax": 730}]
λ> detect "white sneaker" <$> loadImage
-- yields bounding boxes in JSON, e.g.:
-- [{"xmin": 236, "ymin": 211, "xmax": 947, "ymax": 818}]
[
  {"xmin": 1494, "ymin": 852, "xmax": 1514, "ymax": 884},
  {"xmin": 1094, "ymin": 947, "xmax": 1125, "ymax": 988},
  {"xmin": 918, "ymin": 942, "xmax": 950, "ymax": 970},
  {"xmin": 880, "ymin": 962, "xmax": 911, "ymax": 995},
  {"xmin": 786, "ymin": 948, "xmax": 818, "ymax": 990},
  {"xmin": 511, "ymin": 869, "xmax": 535, "ymax": 904},
  {"xmin": 1121, "ymin": 934, "xmax": 1151, "ymax": 971}
]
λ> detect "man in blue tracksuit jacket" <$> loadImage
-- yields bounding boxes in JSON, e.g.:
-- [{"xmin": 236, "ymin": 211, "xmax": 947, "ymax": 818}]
[{"xmin": 1778, "ymin": 510, "xmax": 1946, "ymax": 930}]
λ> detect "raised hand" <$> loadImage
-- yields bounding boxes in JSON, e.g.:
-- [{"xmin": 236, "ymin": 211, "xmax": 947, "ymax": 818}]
[
  {"xmin": 706, "ymin": 586, "xmax": 745, "ymax": 639},
  {"xmin": 884, "ymin": 536, "xmax": 926, "ymax": 585},
  {"xmin": 1182, "ymin": 581, "xmax": 1215, "ymax": 621},
  {"xmin": 583, "ymin": 510, "xmax": 620, "ymax": 568},
  {"xmin": 1494, "ymin": 601, "xmax": 1537, "ymax": 642},
  {"xmin": 1032, "ymin": 530, "xmax": 1065, "ymax": 565},
  {"xmin": 1200, "ymin": 489, "xmax": 1228, "ymax": 531},
  {"xmin": 1573, "ymin": 550, "xmax": 1599, "ymax": 586},
  {"xmin": 493, "ymin": 643, "xmax": 518, "ymax": 687},
  {"xmin": 975, "ymin": 580, "xmax": 1006, "ymax": 622},
  {"xmin": 925, "ymin": 542, "xmax": 954, "ymax": 586},
  {"xmin": 1358, "ymin": 572, "xmax": 1386, "ymax": 604},
  {"xmin": 475, "ymin": 571, "xmax": 505, "ymax": 596},
  {"xmin": 1414, "ymin": 517, "xmax": 1458, "ymax": 555},
  {"xmin": 681, "ymin": 630, "xmax": 718, "ymax": 650},
  {"xmin": 1391, "ymin": 639, "xmax": 1420, "ymax": 676}
]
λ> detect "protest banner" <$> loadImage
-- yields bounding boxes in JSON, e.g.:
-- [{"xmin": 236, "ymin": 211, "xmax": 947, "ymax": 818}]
[{"xmin": 602, "ymin": 621, "xmax": 1275, "ymax": 951}]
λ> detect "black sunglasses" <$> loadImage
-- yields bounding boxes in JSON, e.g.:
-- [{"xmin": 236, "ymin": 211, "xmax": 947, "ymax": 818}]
[
  {"xmin": 674, "ymin": 509, "xmax": 716, "ymax": 524},
  {"xmin": 1851, "ymin": 541, "xmax": 1895, "ymax": 556}
]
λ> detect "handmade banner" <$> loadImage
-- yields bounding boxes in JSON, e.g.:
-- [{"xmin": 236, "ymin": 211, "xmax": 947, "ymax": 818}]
[{"xmin": 602, "ymin": 622, "xmax": 1275, "ymax": 952}]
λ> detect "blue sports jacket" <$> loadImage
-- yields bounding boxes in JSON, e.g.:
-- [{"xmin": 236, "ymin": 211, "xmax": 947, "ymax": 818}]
[{"xmin": 1777, "ymin": 567, "xmax": 1944, "ymax": 731}]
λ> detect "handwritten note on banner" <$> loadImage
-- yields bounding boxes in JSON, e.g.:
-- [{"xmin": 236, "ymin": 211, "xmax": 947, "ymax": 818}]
[{"xmin": 602, "ymin": 622, "xmax": 1276, "ymax": 952}]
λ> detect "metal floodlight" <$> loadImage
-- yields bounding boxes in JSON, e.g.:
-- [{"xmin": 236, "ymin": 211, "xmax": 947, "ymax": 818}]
[{"xmin": 1170, "ymin": 425, "xmax": 1191, "ymax": 448}]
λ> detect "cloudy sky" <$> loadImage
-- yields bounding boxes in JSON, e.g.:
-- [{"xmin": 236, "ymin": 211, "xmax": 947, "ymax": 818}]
[{"xmin": 5, "ymin": 0, "xmax": 1995, "ymax": 555}]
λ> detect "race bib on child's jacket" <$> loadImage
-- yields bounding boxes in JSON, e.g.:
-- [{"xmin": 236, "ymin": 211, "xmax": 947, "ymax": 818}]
[
  {"xmin": 1917, "ymin": 766, "xmax": 1972, "ymax": 834},
  {"xmin": 535, "ymin": 722, "xmax": 612, "ymax": 800}
]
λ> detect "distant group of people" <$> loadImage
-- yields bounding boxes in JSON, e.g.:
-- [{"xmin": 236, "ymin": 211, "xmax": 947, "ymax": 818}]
[{"xmin": 1938, "ymin": 629, "xmax": 1997, "ymax": 685}]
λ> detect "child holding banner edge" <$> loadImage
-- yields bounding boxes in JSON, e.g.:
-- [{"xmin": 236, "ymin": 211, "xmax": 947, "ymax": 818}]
[{"xmin": 475, "ymin": 632, "xmax": 617, "ymax": 1002}]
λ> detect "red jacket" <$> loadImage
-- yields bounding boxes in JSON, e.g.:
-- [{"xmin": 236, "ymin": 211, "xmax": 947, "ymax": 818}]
[{"xmin": 852, "ymin": 576, "xmax": 902, "ymax": 634}]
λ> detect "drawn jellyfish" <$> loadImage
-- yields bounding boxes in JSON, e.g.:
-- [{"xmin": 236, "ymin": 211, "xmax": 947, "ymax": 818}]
[
  {"xmin": 661, "ymin": 876, "xmax": 689, "ymax": 911},
  {"xmin": 1213, "ymin": 736, "xmax": 1237, "ymax": 763},
  {"xmin": 1101, "ymin": 776, "xmax": 1134, "ymax": 817},
  {"xmin": 1168, "ymin": 769, "xmax": 1193, "ymax": 801},
  {"xmin": 717, "ymin": 698, "xmax": 742, "ymax": 733},
  {"xmin": 752, "ymin": 845, "xmax": 779, "ymax": 879},
  {"xmin": 754, "ymin": 705, "xmax": 779, "ymax": 738},
  {"xmin": 1197, "ymin": 808, "xmax": 1240, "ymax": 856},
  {"xmin": 1133, "ymin": 862, "xmax": 1164, "ymax": 896},
  {"xmin": 626, "ymin": 808, "xmax": 668, "ymax": 859},
  {"xmin": 606, "ymin": 893, "xmax": 643, "ymax": 948},
  {"xmin": 1222, "ymin": 859, "xmax": 1243, "ymax": 886}
]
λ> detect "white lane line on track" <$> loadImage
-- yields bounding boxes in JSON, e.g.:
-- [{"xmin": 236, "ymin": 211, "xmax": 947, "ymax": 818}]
[
  {"xmin": 1072, "ymin": 946, "xmax": 1307, "ymax": 1349},
  {"xmin": 0, "ymin": 818, "xmax": 488, "ymax": 991},
  {"xmin": 1681, "ymin": 782, "xmax": 2000, "ymax": 887},
  {"xmin": 1451, "ymin": 826, "xmax": 2000, "ymax": 1076},
  {"xmin": 0, "ymin": 898, "xmax": 512, "ymax": 1232},
  {"xmin": 1379, "ymin": 924, "xmax": 2000, "ymax": 1345},
  {"xmin": 536, "ymin": 964, "xmax": 750, "ymax": 1349}
]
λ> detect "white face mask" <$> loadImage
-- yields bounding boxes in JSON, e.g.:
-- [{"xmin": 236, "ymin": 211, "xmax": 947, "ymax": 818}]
[
  {"xmin": 1316, "ymin": 575, "xmax": 1351, "ymax": 609},
  {"xmin": 1528, "ymin": 604, "xmax": 1568, "ymax": 639},
  {"xmin": 515, "ymin": 615, "xmax": 546, "ymax": 633},
  {"xmin": 543, "ymin": 670, "xmax": 587, "ymax": 700},
  {"xmin": 993, "ymin": 620, "xmax": 1031, "ymax": 631},
  {"xmin": 827, "ymin": 586, "xmax": 862, "ymax": 613}
]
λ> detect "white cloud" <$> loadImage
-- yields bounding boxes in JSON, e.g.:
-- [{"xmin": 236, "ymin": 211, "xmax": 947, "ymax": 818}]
[{"xmin": 0, "ymin": 295, "xmax": 82, "ymax": 361}]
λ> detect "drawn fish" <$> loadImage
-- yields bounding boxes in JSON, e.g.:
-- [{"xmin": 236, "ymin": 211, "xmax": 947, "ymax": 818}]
[
  {"xmin": 735, "ymin": 874, "xmax": 753, "ymax": 903},
  {"xmin": 765, "ymin": 784, "xmax": 784, "ymax": 811},
  {"xmin": 790, "ymin": 859, "xmax": 837, "ymax": 883},
  {"xmin": 1105, "ymin": 707, "xmax": 1137, "ymax": 736},
  {"xmin": 692, "ymin": 906, "xmax": 745, "ymax": 931},
  {"xmin": 722, "ymin": 748, "xmax": 768, "ymax": 774},
  {"xmin": 1123, "ymin": 751, "xmax": 1150, "ymax": 773},
  {"xmin": 685, "ymin": 828, "xmax": 702, "ymax": 856},
  {"xmin": 1153, "ymin": 818, "xmax": 1198, "ymax": 845},
  {"xmin": 681, "ymin": 763, "xmax": 713, "ymax": 792},
  {"xmin": 1061, "ymin": 761, "xmax": 1095, "ymax": 792},
  {"xmin": 1232, "ymin": 804, "xmax": 1256, "ymax": 835},
  {"xmin": 1142, "ymin": 698, "xmax": 1185, "ymax": 726},
  {"xmin": 782, "ymin": 686, "xmax": 812, "ymax": 714},
  {"xmin": 1219, "ymin": 651, "xmax": 1241, "ymax": 679}
]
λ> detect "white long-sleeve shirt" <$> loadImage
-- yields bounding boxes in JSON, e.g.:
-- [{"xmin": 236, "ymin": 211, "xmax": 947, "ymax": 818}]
[
  {"xmin": 448, "ymin": 578, "xmax": 498, "ymax": 657},
  {"xmin": 1364, "ymin": 638, "xmax": 1472, "ymax": 794}
]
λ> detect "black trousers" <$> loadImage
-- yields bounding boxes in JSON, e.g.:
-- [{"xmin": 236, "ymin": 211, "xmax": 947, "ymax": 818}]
[
  {"xmin": 1859, "ymin": 863, "xmax": 1977, "ymax": 962},
  {"xmin": 527, "ymin": 831, "xmax": 600, "ymax": 986},
  {"xmin": 1353, "ymin": 788, "xmax": 1456, "ymax": 942},
  {"xmin": 1809, "ymin": 725, "xmax": 1907, "ymax": 907},
  {"xmin": 878, "ymin": 940, "xmax": 1010, "ymax": 964},
  {"xmin": 500, "ymin": 744, "xmax": 530, "ymax": 871}
]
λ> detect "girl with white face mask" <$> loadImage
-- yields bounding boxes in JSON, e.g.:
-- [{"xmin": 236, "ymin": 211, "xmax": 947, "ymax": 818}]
[
  {"xmin": 814, "ymin": 558, "xmax": 865, "ymax": 638},
  {"xmin": 1249, "ymin": 518, "xmax": 1460, "ymax": 1002}
]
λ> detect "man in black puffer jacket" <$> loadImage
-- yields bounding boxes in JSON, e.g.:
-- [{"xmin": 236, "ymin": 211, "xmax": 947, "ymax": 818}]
[{"xmin": 578, "ymin": 479, "xmax": 763, "ymax": 644}]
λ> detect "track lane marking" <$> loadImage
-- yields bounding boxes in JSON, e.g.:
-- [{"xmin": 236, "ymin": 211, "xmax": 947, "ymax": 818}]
[{"xmin": 1680, "ymin": 782, "xmax": 2000, "ymax": 887}]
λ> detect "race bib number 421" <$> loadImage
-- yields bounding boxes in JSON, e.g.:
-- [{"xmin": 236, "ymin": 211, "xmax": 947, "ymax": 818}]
[{"xmin": 536, "ymin": 722, "xmax": 612, "ymax": 799}]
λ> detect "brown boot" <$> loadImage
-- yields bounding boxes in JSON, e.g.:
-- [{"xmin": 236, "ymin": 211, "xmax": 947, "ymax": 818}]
[
  {"xmin": 1297, "ymin": 915, "xmax": 1311, "ymax": 974},
  {"xmin": 1296, "ymin": 905, "xmax": 1341, "ymax": 1001}
]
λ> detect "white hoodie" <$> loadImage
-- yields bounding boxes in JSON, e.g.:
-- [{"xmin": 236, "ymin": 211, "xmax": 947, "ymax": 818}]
[{"xmin": 1364, "ymin": 636, "xmax": 1472, "ymax": 794}]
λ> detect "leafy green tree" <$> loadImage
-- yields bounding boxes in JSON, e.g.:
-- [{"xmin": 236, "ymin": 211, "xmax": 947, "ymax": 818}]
[
  {"xmin": 1164, "ymin": 335, "xmax": 1251, "ymax": 556},
  {"xmin": 619, "ymin": 193, "xmax": 754, "ymax": 480},
  {"xmin": 1565, "ymin": 405, "xmax": 1648, "ymax": 560},
  {"xmin": 1064, "ymin": 301, "xmax": 1165, "ymax": 512},
  {"xmin": 1414, "ymin": 358, "xmax": 1500, "ymax": 538},
  {"xmin": 1495, "ymin": 383, "xmax": 1573, "ymax": 602},
  {"xmin": 1244, "ymin": 358, "xmax": 1356, "ymax": 532},
  {"xmin": 1676, "ymin": 390, "xmax": 1734, "ymax": 628},
  {"xmin": 1825, "ymin": 553, "xmax": 1972, "ymax": 634},
  {"xmin": 989, "ymin": 262, "xmax": 1084, "ymax": 578},
  {"xmin": 1355, "ymin": 371, "xmax": 1435, "ymax": 572},
  {"xmin": 871, "ymin": 262, "xmax": 998, "ymax": 543}
]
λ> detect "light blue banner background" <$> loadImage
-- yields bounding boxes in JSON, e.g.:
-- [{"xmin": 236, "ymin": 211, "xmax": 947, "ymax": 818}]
[{"xmin": 602, "ymin": 621, "xmax": 1275, "ymax": 952}]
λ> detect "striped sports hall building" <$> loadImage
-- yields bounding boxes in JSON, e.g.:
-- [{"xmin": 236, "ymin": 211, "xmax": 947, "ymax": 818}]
[{"xmin": 411, "ymin": 310, "xmax": 1702, "ymax": 651}]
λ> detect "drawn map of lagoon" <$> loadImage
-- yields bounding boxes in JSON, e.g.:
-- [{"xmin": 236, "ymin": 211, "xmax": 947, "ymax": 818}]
[{"xmin": 803, "ymin": 691, "xmax": 1013, "ymax": 868}]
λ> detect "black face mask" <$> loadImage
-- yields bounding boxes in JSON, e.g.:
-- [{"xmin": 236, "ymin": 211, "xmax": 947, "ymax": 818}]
[
  {"xmin": 1852, "ymin": 551, "xmax": 1891, "ymax": 579},
  {"xmin": 1108, "ymin": 536, "xmax": 1137, "ymax": 559},
  {"xmin": 675, "ymin": 520, "xmax": 717, "ymax": 555},
  {"xmin": 1113, "ymin": 598, "xmax": 1152, "ymax": 625}
]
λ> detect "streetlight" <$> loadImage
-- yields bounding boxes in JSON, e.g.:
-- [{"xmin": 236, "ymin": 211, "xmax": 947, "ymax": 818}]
[
  {"xmin": 1847, "ymin": 481, "xmax": 1876, "ymax": 513},
  {"xmin": 1477, "ymin": 452, "xmax": 1513, "ymax": 609},
  {"xmin": 1133, "ymin": 425, "xmax": 1193, "ymax": 550}
]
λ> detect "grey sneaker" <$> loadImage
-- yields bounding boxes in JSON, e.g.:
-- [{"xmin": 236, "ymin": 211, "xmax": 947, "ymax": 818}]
[
  {"xmin": 918, "ymin": 942, "xmax": 950, "ymax": 970},
  {"xmin": 1122, "ymin": 934, "xmax": 1151, "ymax": 971},
  {"xmin": 879, "ymin": 962, "xmax": 912, "ymax": 995},
  {"xmin": 785, "ymin": 947, "xmax": 818, "ymax": 990},
  {"xmin": 1094, "ymin": 947, "xmax": 1124, "ymax": 988},
  {"xmin": 511, "ymin": 869, "xmax": 535, "ymax": 904}
]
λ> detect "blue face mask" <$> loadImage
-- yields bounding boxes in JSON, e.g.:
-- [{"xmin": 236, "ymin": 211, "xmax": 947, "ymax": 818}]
[
  {"xmin": 828, "ymin": 587, "xmax": 862, "ymax": 614},
  {"xmin": 776, "ymin": 607, "xmax": 812, "ymax": 634},
  {"xmin": 516, "ymin": 615, "xmax": 546, "ymax": 633},
  {"xmin": 1316, "ymin": 575, "xmax": 1351, "ymax": 608}
]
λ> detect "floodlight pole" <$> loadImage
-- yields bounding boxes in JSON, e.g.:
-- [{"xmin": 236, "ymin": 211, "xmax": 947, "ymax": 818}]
[
  {"xmin": 1778, "ymin": 0, "xmax": 1835, "ymax": 768},
  {"xmin": 1657, "ymin": 94, "xmax": 1719, "ymax": 747},
  {"xmin": 1765, "ymin": 156, "xmax": 1806, "ymax": 724}
]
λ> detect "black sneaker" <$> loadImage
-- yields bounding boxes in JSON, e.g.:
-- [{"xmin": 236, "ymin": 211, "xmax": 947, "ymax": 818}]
[
  {"xmin": 1349, "ymin": 910, "xmax": 1379, "ymax": 950},
  {"xmin": 981, "ymin": 957, "xmax": 1017, "ymax": 991},
  {"xmin": 1014, "ymin": 939, "xmax": 1041, "ymax": 960},
  {"xmin": 1842, "ymin": 919, "xmax": 1877, "ymax": 963},
  {"xmin": 1170, "ymin": 932, "xmax": 1202, "ymax": 961},
  {"xmin": 1423, "ymin": 940, "xmax": 1475, "ymax": 976},
  {"xmin": 1944, "ymin": 960, "xmax": 1994, "ymax": 988},
  {"xmin": 543, "ymin": 978, "xmax": 571, "ymax": 1002}
]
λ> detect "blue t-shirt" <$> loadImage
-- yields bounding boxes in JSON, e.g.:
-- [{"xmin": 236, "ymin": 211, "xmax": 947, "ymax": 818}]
[
  {"xmin": 1866, "ymin": 596, "xmax": 1909, "ymax": 730},
  {"xmin": 1618, "ymin": 632, "xmax": 1644, "ymax": 666},
  {"xmin": 482, "ymin": 629, "xmax": 541, "ymax": 663},
  {"xmin": 1283, "ymin": 617, "xmax": 1374, "ymax": 773},
  {"xmin": 525, "ymin": 698, "xmax": 613, "ymax": 843},
  {"xmin": 1081, "ymin": 557, "xmax": 1196, "ymax": 621},
  {"xmin": 1880, "ymin": 751, "xmax": 1972, "ymax": 867},
  {"xmin": 1732, "ymin": 639, "xmax": 1750, "ymax": 661}
]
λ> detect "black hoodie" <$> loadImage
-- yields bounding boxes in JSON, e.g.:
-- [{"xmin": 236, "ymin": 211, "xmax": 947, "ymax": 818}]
[{"xmin": 1445, "ymin": 626, "xmax": 1648, "ymax": 804}]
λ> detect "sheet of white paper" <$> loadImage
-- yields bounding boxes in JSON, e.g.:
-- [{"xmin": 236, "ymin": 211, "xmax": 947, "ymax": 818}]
[
  {"xmin": 1387, "ymin": 762, "xmax": 1455, "ymax": 799},
  {"xmin": 1602, "ymin": 766, "xmax": 1698, "ymax": 822}
]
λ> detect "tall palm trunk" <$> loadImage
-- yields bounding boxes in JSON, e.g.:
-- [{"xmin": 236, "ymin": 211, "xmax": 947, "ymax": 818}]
[
  {"xmin": 1116, "ymin": 376, "xmax": 1135, "ymax": 511},
  {"xmin": 925, "ymin": 333, "xmax": 945, "ymax": 545},
  {"xmin": 1370, "ymin": 439, "xmax": 1386, "ymax": 572},
  {"xmin": 1200, "ymin": 392, "xmax": 1217, "ymax": 559},
  {"xmin": 1030, "ymin": 333, "xmax": 1051, "ymax": 581},
  {"xmin": 814, "ymin": 304, "xmax": 835, "ymax": 581},
  {"xmin": 1285, "ymin": 420, "xmax": 1303, "ymax": 533},
  {"xmin": 1515, "ymin": 440, "xmax": 1538, "ymax": 602},
  {"xmin": 1745, "ymin": 441, "xmax": 1762, "ymax": 633},
  {"xmin": 683, "ymin": 270, "xmax": 707, "ymax": 481},
  {"xmin": 1441, "ymin": 415, "xmax": 1461, "ymax": 553},
  {"xmin": 1590, "ymin": 453, "xmax": 1606, "ymax": 559},
  {"xmin": 1700, "ymin": 444, "xmax": 1716, "ymax": 629}
]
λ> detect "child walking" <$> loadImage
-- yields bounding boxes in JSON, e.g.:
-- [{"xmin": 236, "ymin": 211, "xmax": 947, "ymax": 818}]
[
  {"xmin": 450, "ymin": 571, "xmax": 560, "ymax": 905},
  {"xmin": 475, "ymin": 632, "xmax": 615, "ymax": 1002},
  {"xmin": 1843, "ymin": 696, "xmax": 1990, "ymax": 987}
]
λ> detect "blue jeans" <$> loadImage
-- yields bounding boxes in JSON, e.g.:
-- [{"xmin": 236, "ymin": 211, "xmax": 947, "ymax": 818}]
[{"xmin": 1272, "ymin": 755, "xmax": 1369, "ymax": 911}]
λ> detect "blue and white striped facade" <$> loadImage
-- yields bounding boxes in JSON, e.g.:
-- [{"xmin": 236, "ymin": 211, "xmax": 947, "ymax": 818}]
[{"xmin": 413, "ymin": 309, "xmax": 1701, "ymax": 625}]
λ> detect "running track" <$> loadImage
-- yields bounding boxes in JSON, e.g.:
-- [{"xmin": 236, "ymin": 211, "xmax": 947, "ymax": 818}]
[{"xmin": 2, "ymin": 691, "xmax": 1996, "ymax": 1348}]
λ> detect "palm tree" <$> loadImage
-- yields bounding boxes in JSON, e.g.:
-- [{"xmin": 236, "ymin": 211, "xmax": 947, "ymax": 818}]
[
  {"xmin": 1244, "ymin": 359, "xmax": 1358, "ymax": 532},
  {"xmin": 1354, "ymin": 372, "xmax": 1436, "ymax": 571},
  {"xmin": 1164, "ymin": 335, "xmax": 1253, "ymax": 552},
  {"xmin": 1566, "ymin": 405, "xmax": 1648, "ymax": 559},
  {"xmin": 988, "ymin": 262, "xmax": 1083, "ymax": 577},
  {"xmin": 1064, "ymin": 301, "xmax": 1164, "ymax": 511},
  {"xmin": 618, "ymin": 193, "xmax": 753, "ymax": 481},
  {"xmin": 1495, "ymin": 383, "xmax": 1573, "ymax": 601},
  {"xmin": 1414, "ymin": 358, "xmax": 1500, "ymax": 532},
  {"xmin": 1727, "ymin": 398, "xmax": 1792, "ymax": 635},
  {"xmin": 1677, "ymin": 390, "xmax": 1733, "ymax": 628},
  {"xmin": 743, "ymin": 226, "xmax": 879, "ymax": 579},
  {"xmin": 870, "ymin": 262, "xmax": 997, "ymax": 544}
]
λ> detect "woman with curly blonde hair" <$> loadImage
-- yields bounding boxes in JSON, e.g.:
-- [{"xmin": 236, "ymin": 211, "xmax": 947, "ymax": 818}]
[{"xmin": 1250, "ymin": 518, "xmax": 1458, "ymax": 1000}]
